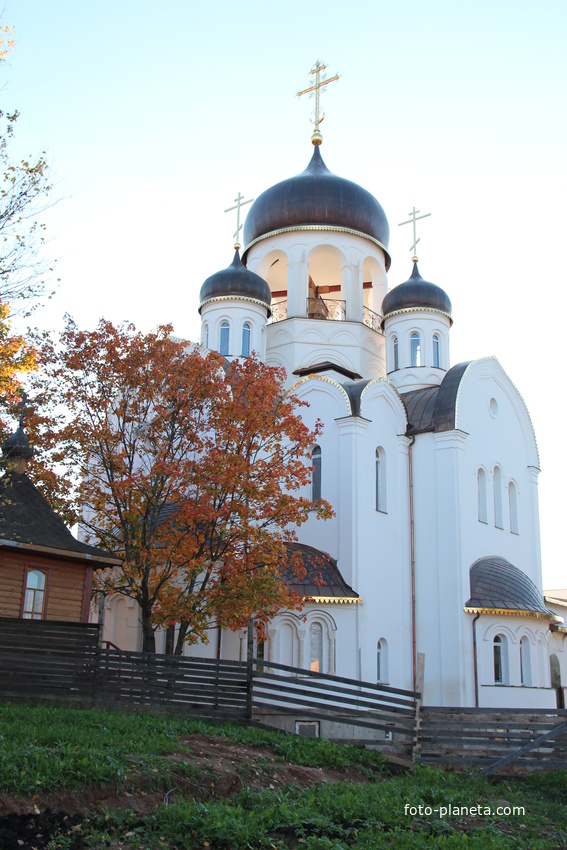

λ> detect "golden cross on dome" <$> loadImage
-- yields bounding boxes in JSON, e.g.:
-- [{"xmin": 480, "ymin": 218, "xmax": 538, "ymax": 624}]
[
  {"xmin": 398, "ymin": 206, "xmax": 431, "ymax": 262},
  {"xmin": 224, "ymin": 192, "xmax": 254, "ymax": 250},
  {"xmin": 297, "ymin": 60, "xmax": 340, "ymax": 145}
]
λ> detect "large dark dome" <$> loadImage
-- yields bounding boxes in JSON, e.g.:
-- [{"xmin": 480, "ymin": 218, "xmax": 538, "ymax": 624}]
[
  {"xmin": 381, "ymin": 263, "xmax": 452, "ymax": 323},
  {"xmin": 242, "ymin": 146, "xmax": 391, "ymax": 268},
  {"xmin": 199, "ymin": 250, "xmax": 271, "ymax": 313}
]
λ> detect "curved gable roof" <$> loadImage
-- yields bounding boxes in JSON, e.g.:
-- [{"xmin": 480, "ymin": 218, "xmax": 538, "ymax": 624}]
[
  {"xmin": 402, "ymin": 362, "xmax": 470, "ymax": 435},
  {"xmin": 466, "ymin": 556, "xmax": 556, "ymax": 618}
]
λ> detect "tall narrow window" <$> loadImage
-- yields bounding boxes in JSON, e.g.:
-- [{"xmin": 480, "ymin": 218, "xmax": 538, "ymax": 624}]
[
  {"xmin": 242, "ymin": 322, "xmax": 251, "ymax": 357},
  {"xmin": 432, "ymin": 334, "xmax": 440, "ymax": 368},
  {"xmin": 410, "ymin": 332, "xmax": 421, "ymax": 367},
  {"xmin": 493, "ymin": 634, "xmax": 508, "ymax": 684},
  {"xmin": 377, "ymin": 638, "xmax": 388, "ymax": 683},
  {"xmin": 393, "ymin": 336, "xmax": 399, "ymax": 371},
  {"xmin": 477, "ymin": 468, "xmax": 487, "ymax": 523},
  {"xmin": 309, "ymin": 622, "xmax": 323, "ymax": 672},
  {"xmin": 493, "ymin": 466, "xmax": 503, "ymax": 529},
  {"xmin": 219, "ymin": 321, "xmax": 230, "ymax": 356},
  {"xmin": 375, "ymin": 447, "xmax": 387, "ymax": 513},
  {"xmin": 203, "ymin": 323, "xmax": 209, "ymax": 349},
  {"xmin": 311, "ymin": 446, "xmax": 321, "ymax": 501},
  {"xmin": 520, "ymin": 636, "xmax": 531, "ymax": 686},
  {"xmin": 508, "ymin": 481, "xmax": 519, "ymax": 534},
  {"xmin": 22, "ymin": 570, "xmax": 47, "ymax": 620}
]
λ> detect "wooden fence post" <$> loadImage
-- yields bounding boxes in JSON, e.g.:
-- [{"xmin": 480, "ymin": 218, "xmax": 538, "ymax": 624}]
[
  {"xmin": 246, "ymin": 618, "xmax": 254, "ymax": 721},
  {"xmin": 413, "ymin": 652, "xmax": 425, "ymax": 763}
]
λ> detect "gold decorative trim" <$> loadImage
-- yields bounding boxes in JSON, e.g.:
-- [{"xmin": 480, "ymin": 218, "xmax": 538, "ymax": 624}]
[
  {"xmin": 287, "ymin": 374, "xmax": 352, "ymax": 414},
  {"xmin": 199, "ymin": 294, "xmax": 270, "ymax": 311},
  {"xmin": 382, "ymin": 306, "xmax": 452, "ymax": 323},
  {"xmin": 243, "ymin": 225, "xmax": 390, "ymax": 262},
  {"xmin": 464, "ymin": 606, "xmax": 561, "ymax": 622},
  {"xmin": 306, "ymin": 596, "xmax": 362, "ymax": 605}
]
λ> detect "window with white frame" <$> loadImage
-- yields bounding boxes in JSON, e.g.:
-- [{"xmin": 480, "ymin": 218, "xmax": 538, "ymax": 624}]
[
  {"xmin": 493, "ymin": 634, "xmax": 508, "ymax": 684},
  {"xmin": 309, "ymin": 622, "xmax": 323, "ymax": 672},
  {"xmin": 311, "ymin": 446, "xmax": 321, "ymax": 501},
  {"xmin": 377, "ymin": 638, "xmax": 389, "ymax": 683},
  {"xmin": 410, "ymin": 332, "xmax": 421, "ymax": 367},
  {"xmin": 493, "ymin": 466, "xmax": 504, "ymax": 529},
  {"xmin": 393, "ymin": 336, "xmax": 399, "ymax": 371},
  {"xmin": 477, "ymin": 468, "xmax": 488, "ymax": 523},
  {"xmin": 220, "ymin": 321, "xmax": 230, "ymax": 356},
  {"xmin": 22, "ymin": 570, "xmax": 47, "ymax": 620},
  {"xmin": 508, "ymin": 481, "xmax": 519, "ymax": 534},
  {"xmin": 520, "ymin": 636, "xmax": 531, "ymax": 685},
  {"xmin": 375, "ymin": 447, "xmax": 387, "ymax": 513},
  {"xmin": 432, "ymin": 333, "xmax": 440, "ymax": 368},
  {"xmin": 242, "ymin": 322, "xmax": 251, "ymax": 357}
]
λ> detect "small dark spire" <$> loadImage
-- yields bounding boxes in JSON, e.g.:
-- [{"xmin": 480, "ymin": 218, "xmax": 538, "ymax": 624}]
[{"xmin": 2, "ymin": 392, "xmax": 34, "ymax": 470}]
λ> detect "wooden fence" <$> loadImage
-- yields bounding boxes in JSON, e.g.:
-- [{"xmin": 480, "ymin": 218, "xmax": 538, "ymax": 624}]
[
  {"xmin": 2, "ymin": 618, "xmax": 565, "ymax": 770},
  {"xmin": 419, "ymin": 707, "xmax": 567, "ymax": 771}
]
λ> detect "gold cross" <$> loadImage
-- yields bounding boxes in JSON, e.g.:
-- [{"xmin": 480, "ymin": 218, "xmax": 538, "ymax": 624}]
[
  {"xmin": 398, "ymin": 206, "xmax": 431, "ymax": 262},
  {"xmin": 225, "ymin": 192, "xmax": 254, "ymax": 250},
  {"xmin": 297, "ymin": 60, "xmax": 340, "ymax": 145}
]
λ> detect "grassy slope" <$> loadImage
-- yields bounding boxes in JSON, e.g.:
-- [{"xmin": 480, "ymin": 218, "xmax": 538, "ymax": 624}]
[{"xmin": 0, "ymin": 702, "xmax": 566, "ymax": 849}]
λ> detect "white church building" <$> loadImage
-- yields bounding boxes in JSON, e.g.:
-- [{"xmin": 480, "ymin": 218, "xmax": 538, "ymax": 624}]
[{"xmin": 99, "ymin": 122, "xmax": 566, "ymax": 710}]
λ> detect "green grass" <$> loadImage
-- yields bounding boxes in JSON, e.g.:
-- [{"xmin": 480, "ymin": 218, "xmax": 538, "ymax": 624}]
[{"xmin": 1, "ymin": 702, "xmax": 566, "ymax": 849}]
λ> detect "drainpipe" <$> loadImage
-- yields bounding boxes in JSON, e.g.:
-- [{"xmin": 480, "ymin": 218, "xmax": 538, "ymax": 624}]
[
  {"xmin": 472, "ymin": 613, "xmax": 480, "ymax": 707},
  {"xmin": 408, "ymin": 435, "xmax": 416, "ymax": 691}
]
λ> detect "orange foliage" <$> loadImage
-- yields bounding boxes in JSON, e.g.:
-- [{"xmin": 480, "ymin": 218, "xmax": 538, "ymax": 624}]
[{"xmin": 31, "ymin": 318, "xmax": 332, "ymax": 652}]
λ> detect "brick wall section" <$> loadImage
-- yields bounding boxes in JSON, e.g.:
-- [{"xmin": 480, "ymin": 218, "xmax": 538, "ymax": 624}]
[{"xmin": 0, "ymin": 550, "xmax": 90, "ymax": 622}]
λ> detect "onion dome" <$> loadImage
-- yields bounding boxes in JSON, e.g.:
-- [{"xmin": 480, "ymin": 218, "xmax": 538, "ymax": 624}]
[
  {"xmin": 2, "ymin": 426, "xmax": 33, "ymax": 463},
  {"xmin": 199, "ymin": 249, "xmax": 272, "ymax": 314},
  {"xmin": 242, "ymin": 146, "xmax": 391, "ymax": 268},
  {"xmin": 381, "ymin": 262, "xmax": 452, "ymax": 325}
]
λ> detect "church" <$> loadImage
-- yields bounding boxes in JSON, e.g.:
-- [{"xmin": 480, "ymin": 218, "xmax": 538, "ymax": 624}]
[{"xmin": 102, "ymin": 68, "xmax": 566, "ymax": 709}]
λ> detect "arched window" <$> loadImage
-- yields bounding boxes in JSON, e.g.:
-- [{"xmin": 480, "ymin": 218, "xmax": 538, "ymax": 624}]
[
  {"xmin": 550, "ymin": 654, "xmax": 561, "ymax": 689},
  {"xmin": 242, "ymin": 322, "xmax": 251, "ymax": 357},
  {"xmin": 493, "ymin": 634, "xmax": 508, "ymax": 684},
  {"xmin": 477, "ymin": 468, "xmax": 487, "ymax": 523},
  {"xmin": 410, "ymin": 332, "xmax": 421, "ymax": 367},
  {"xmin": 202, "ymin": 323, "xmax": 209, "ymax": 349},
  {"xmin": 309, "ymin": 622, "xmax": 323, "ymax": 672},
  {"xmin": 219, "ymin": 321, "xmax": 230, "ymax": 356},
  {"xmin": 311, "ymin": 446, "xmax": 321, "ymax": 502},
  {"xmin": 377, "ymin": 638, "xmax": 389, "ymax": 683},
  {"xmin": 432, "ymin": 334, "xmax": 440, "ymax": 368},
  {"xmin": 520, "ymin": 636, "xmax": 531, "ymax": 686},
  {"xmin": 375, "ymin": 447, "xmax": 387, "ymax": 513},
  {"xmin": 493, "ymin": 466, "xmax": 503, "ymax": 529},
  {"xmin": 393, "ymin": 336, "xmax": 399, "ymax": 371},
  {"xmin": 22, "ymin": 570, "xmax": 47, "ymax": 620},
  {"xmin": 508, "ymin": 481, "xmax": 519, "ymax": 534}
]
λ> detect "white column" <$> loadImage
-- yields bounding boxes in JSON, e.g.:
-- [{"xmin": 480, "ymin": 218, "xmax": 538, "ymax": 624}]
[{"xmin": 286, "ymin": 247, "xmax": 307, "ymax": 319}]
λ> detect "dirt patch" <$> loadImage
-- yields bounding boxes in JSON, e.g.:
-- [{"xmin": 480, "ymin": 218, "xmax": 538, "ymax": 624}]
[{"xmin": 0, "ymin": 731, "xmax": 386, "ymax": 841}]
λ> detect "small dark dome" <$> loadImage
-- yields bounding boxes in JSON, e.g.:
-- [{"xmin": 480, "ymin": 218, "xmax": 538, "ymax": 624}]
[
  {"xmin": 381, "ymin": 262, "xmax": 452, "ymax": 323},
  {"xmin": 2, "ymin": 426, "xmax": 33, "ymax": 462},
  {"xmin": 242, "ymin": 146, "xmax": 390, "ymax": 268},
  {"xmin": 466, "ymin": 557, "xmax": 555, "ymax": 617},
  {"xmin": 199, "ymin": 249, "xmax": 271, "ymax": 313}
]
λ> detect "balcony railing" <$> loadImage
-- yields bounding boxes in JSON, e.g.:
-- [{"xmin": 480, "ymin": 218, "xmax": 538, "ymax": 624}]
[
  {"xmin": 268, "ymin": 298, "xmax": 382, "ymax": 331},
  {"xmin": 362, "ymin": 305, "xmax": 382, "ymax": 332},
  {"xmin": 306, "ymin": 297, "xmax": 346, "ymax": 322}
]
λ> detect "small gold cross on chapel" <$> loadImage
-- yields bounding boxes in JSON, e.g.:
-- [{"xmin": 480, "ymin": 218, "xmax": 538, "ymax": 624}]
[
  {"xmin": 225, "ymin": 192, "xmax": 254, "ymax": 250},
  {"xmin": 398, "ymin": 206, "xmax": 431, "ymax": 262},
  {"xmin": 297, "ymin": 60, "xmax": 340, "ymax": 145}
]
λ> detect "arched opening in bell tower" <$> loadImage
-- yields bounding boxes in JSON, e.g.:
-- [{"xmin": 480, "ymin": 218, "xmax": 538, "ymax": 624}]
[{"xmin": 307, "ymin": 246, "xmax": 344, "ymax": 321}]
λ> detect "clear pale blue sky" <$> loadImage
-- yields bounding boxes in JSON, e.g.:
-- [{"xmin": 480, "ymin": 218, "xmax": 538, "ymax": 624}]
[{"xmin": 4, "ymin": 0, "xmax": 567, "ymax": 587}]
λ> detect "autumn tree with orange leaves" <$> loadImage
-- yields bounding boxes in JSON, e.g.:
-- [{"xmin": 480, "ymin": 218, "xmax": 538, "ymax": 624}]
[{"xmin": 31, "ymin": 318, "xmax": 332, "ymax": 652}]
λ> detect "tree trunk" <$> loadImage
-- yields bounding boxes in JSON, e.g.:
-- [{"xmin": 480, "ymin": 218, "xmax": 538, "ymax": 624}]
[
  {"xmin": 174, "ymin": 620, "xmax": 190, "ymax": 655},
  {"xmin": 140, "ymin": 605, "xmax": 156, "ymax": 653}
]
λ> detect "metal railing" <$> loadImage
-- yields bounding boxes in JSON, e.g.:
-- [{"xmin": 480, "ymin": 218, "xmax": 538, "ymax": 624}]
[
  {"xmin": 363, "ymin": 305, "xmax": 382, "ymax": 332},
  {"xmin": 306, "ymin": 297, "xmax": 346, "ymax": 321}
]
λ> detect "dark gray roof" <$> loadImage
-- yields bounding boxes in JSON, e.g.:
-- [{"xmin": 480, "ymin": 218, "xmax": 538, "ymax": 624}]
[
  {"xmin": 401, "ymin": 362, "xmax": 471, "ymax": 435},
  {"xmin": 242, "ymin": 145, "xmax": 391, "ymax": 268},
  {"xmin": 381, "ymin": 263, "xmax": 452, "ymax": 322},
  {"xmin": 466, "ymin": 556, "xmax": 555, "ymax": 617},
  {"xmin": 281, "ymin": 542, "xmax": 359, "ymax": 600},
  {"xmin": 0, "ymin": 470, "xmax": 120, "ymax": 565},
  {"xmin": 199, "ymin": 249, "xmax": 272, "ymax": 312},
  {"xmin": 2, "ymin": 427, "xmax": 33, "ymax": 461},
  {"xmin": 294, "ymin": 362, "xmax": 362, "ymax": 382}
]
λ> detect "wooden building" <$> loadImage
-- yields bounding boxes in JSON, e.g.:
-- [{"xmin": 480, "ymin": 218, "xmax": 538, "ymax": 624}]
[{"xmin": 0, "ymin": 423, "xmax": 121, "ymax": 623}]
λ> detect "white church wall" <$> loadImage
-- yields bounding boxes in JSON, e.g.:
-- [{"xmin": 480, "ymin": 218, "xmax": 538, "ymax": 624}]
[
  {"xmin": 200, "ymin": 299, "xmax": 268, "ymax": 360},
  {"xmin": 384, "ymin": 311, "xmax": 451, "ymax": 391}
]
